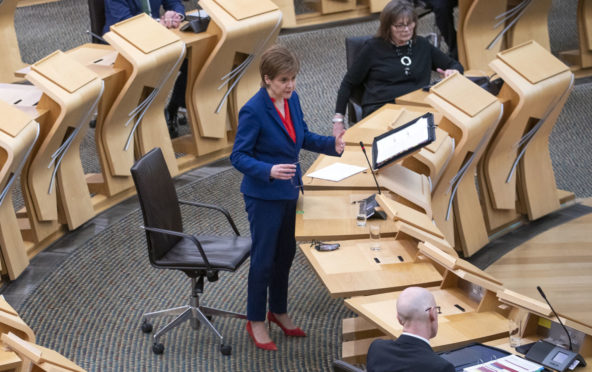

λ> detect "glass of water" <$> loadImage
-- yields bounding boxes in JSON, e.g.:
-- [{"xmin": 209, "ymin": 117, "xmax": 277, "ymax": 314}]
[
  {"xmin": 369, "ymin": 224, "xmax": 381, "ymax": 251},
  {"xmin": 356, "ymin": 200, "xmax": 367, "ymax": 227}
]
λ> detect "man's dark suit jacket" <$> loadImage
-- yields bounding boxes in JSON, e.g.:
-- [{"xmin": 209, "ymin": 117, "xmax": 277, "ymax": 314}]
[{"xmin": 366, "ymin": 334, "xmax": 455, "ymax": 372}]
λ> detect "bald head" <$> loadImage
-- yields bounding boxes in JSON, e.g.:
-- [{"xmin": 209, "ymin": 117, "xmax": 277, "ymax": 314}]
[{"xmin": 396, "ymin": 287, "xmax": 438, "ymax": 339}]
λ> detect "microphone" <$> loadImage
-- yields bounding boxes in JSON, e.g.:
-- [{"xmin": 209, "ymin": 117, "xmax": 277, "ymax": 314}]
[
  {"xmin": 537, "ymin": 286, "xmax": 573, "ymax": 351},
  {"xmin": 359, "ymin": 141, "xmax": 381, "ymax": 195}
]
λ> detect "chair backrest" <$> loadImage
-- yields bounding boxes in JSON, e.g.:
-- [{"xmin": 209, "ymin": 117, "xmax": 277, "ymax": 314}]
[
  {"xmin": 88, "ymin": 0, "xmax": 106, "ymax": 43},
  {"xmin": 332, "ymin": 359, "xmax": 365, "ymax": 372},
  {"xmin": 345, "ymin": 35, "xmax": 372, "ymax": 105},
  {"xmin": 130, "ymin": 148, "xmax": 183, "ymax": 262}
]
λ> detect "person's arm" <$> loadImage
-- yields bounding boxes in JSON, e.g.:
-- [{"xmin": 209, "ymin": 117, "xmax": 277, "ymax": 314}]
[
  {"xmin": 290, "ymin": 94, "xmax": 343, "ymax": 157},
  {"xmin": 430, "ymin": 42, "xmax": 464, "ymax": 78},
  {"xmin": 160, "ymin": 0, "xmax": 185, "ymax": 28},
  {"xmin": 230, "ymin": 106, "xmax": 275, "ymax": 181},
  {"xmin": 334, "ymin": 42, "xmax": 373, "ymax": 117},
  {"xmin": 104, "ymin": 0, "xmax": 136, "ymax": 27},
  {"xmin": 162, "ymin": 0, "xmax": 185, "ymax": 15}
]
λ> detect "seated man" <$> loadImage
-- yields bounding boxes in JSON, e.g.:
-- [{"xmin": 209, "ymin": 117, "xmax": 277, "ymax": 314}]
[
  {"xmin": 366, "ymin": 287, "xmax": 455, "ymax": 372},
  {"xmin": 103, "ymin": 0, "xmax": 187, "ymax": 138}
]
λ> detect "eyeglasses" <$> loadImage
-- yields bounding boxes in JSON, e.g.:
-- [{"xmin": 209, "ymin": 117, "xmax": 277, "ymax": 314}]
[
  {"xmin": 392, "ymin": 22, "xmax": 416, "ymax": 31},
  {"xmin": 425, "ymin": 306, "xmax": 441, "ymax": 314}
]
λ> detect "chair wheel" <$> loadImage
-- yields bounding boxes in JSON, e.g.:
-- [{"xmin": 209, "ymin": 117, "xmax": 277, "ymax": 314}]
[
  {"xmin": 152, "ymin": 343, "xmax": 164, "ymax": 354},
  {"xmin": 141, "ymin": 321, "xmax": 153, "ymax": 333},
  {"xmin": 220, "ymin": 344, "xmax": 231, "ymax": 356}
]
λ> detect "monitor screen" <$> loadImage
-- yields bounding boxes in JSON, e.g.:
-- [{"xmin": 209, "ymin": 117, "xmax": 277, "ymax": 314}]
[{"xmin": 371, "ymin": 113, "xmax": 436, "ymax": 170}]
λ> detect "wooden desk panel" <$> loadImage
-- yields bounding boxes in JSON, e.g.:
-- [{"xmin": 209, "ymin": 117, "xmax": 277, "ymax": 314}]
[
  {"xmin": 295, "ymin": 190, "xmax": 399, "ymax": 241},
  {"xmin": 345, "ymin": 288, "xmax": 508, "ymax": 351},
  {"xmin": 299, "ymin": 237, "xmax": 443, "ymax": 298}
]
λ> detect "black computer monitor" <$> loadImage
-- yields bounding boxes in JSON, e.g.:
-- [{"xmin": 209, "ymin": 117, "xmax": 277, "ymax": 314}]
[{"xmin": 371, "ymin": 112, "xmax": 436, "ymax": 170}]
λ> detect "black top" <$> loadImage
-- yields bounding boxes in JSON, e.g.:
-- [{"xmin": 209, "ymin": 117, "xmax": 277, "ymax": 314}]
[
  {"xmin": 335, "ymin": 36, "xmax": 464, "ymax": 115},
  {"xmin": 366, "ymin": 334, "xmax": 456, "ymax": 372}
]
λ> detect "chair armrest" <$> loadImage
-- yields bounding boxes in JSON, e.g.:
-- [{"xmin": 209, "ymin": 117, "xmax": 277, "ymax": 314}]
[
  {"xmin": 141, "ymin": 225, "xmax": 212, "ymax": 269},
  {"xmin": 178, "ymin": 200, "xmax": 240, "ymax": 235}
]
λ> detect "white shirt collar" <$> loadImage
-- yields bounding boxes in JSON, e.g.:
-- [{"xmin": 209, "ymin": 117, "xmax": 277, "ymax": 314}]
[{"xmin": 401, "ymin": 332, "xmax": 430, "ymax": 346}]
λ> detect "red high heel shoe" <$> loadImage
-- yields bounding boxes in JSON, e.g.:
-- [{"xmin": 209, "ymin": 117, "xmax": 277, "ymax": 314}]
[
  {"xmin": 267, "ymin": 312, "xmax": 307, "ymax": 337},
  {"xmin": 246, "ymin": 321, "xmax": 277, "ymax": 351}
]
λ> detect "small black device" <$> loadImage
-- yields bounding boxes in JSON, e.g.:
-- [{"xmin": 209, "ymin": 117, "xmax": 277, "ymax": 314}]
[
  {"xmin": 355, "ymin": 143, "xmax": 386, "ymax": 220},
  {"xmin": 181, "ymin": 13, "xmax": 210, "ymax": 33},
  {"xmin": 311, "ymin": 241, "xmax": 340, "ymax": 252},
  {"xmin": 525, "ymin": 340, "xmax": 584, "ymax": 372},
  {"xmin": 523, "ymin": 286, "xmax": 587, "ymax": 371}
]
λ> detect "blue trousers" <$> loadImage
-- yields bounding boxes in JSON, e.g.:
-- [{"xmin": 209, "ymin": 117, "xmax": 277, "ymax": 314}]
[{"xmin": 244, "ymin": 196, "xmax": 297, "ymax": 321}]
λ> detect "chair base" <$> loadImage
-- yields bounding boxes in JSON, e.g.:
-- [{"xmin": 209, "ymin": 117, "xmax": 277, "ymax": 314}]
[{"xmin": 141, "ymin": 301, "xmax": 246, "ymax": 355}]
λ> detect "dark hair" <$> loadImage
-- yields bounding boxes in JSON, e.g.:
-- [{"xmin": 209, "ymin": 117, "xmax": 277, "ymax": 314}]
[
  {"xmin": 259, "ymin": 44, "xmax": 300, "ymax": 87},
  {"xmin": 376, "ymin": 0, "xmax": 418, "ymax": 42}
]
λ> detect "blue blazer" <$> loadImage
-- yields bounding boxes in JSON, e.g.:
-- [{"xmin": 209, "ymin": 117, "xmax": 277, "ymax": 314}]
[
  {"xmin": 231, "ymin": 87, "xmax": 339, "ymax": 201},
  {"xmin": 103, "ymin": 0, "xmax": 185, "ymax": 35}
]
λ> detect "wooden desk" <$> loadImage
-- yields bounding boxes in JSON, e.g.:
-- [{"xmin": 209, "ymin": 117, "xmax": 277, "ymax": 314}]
[
  {"xmin": 299, "ymin": 236, "xmax": 443, "ymax": 298},
  {"xmin": 395, "ymin": 89, "xmax": 431, "ymax": 107},
  {"xmin": 342, "ymin": 103, "xmax": 452, "ymax": 186},
  {"xmin": 295, "ymin": 190, "xmax": 399, "ymax": 241},
  {"xmin": 0, "ymin": 0, "xmax": 27, "ymax": 83}
]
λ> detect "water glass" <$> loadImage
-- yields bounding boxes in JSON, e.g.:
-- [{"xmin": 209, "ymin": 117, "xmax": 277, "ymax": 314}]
[
  {"xmin": 356, "ymin": 200, "xmax": 367, "ymax": 227},
  {"xmin": 508, "ymin": 318, "xmax": 522, "ymax": 347},
  {"xmin": 369, "ymin": 224, "xmax": 381, "ymax": 251}
]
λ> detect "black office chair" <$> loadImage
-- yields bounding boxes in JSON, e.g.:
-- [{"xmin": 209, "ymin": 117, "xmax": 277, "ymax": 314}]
[
  {"xmin": 345, "ymin": 35, "xmax": 372, "ymax": 125},
  {"xmin": 87, "ymin": 0, "xmax": 106, "ymax": 44},
  {"xmin": 332, "ymin": 359, "xmax": 366, "ymax": 372},
  {"xmin": 130, "ymin": 148, "xmax": 250, "ymax": 356}
]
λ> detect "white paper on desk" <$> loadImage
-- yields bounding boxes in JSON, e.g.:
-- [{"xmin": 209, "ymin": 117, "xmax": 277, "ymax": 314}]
[{"xmin": 306, "ymin": 163, "xmax": 367, "ymax": 182}]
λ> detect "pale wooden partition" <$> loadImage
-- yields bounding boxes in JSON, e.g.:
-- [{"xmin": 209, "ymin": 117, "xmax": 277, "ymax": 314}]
[
  {"xmin": 427, "ymin": 73, "xmax": 503, "ymax": 256},
  {"xmin": 458, "ymin": 0, "xmax": 552, "ymax": 72},
  {"xmin": 0, "ymin": 0, "xmax": 27, "ymax": 83},
  {"xmin": 19, "ymin": 51, "xmax": 103, "ymax": 253},
  {"xmin": 173, "ymin": 0, "xmax": 281, "ymax": 168},
  {"xmin": 560, "ymin": 0, "xmax": 592, "ymax": 77},
  {"xmin": 0, "ymin": 295, "xmax": 35, "ymax": 372},
  {"xmin": 95, "ymin": 14, "xmax": 183, "ymax": 198},
  {"xmin": 1, "ymin": 332, "xmax": 85, "ymax": 372},
  {"xmin": 481, "ymin": 41, "xmax": 574, "ymax": 232},
  {"xmin": 341, "ymin": 242, "xmax": 509, "ymax": 364},
  {"xmin": 0, "ymin": 101, "xmax": 38, "ymax": 280}
]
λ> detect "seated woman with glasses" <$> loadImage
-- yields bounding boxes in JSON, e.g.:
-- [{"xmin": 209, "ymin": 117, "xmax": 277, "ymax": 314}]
[{"xmin": 333, "ymin": 0, "xmax": 463, "ymax": 122}]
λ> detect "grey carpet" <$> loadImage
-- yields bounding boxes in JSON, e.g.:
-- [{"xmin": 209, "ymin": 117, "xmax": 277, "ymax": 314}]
[{"xmin": 7, "ymin": 0, "xmax": 592, "ymax": 370}]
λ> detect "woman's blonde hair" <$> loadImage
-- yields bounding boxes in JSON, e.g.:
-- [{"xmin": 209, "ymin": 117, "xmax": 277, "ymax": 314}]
[{"xmin": 259, "ymin": 44, "xmax": 300, "ymax": 87}]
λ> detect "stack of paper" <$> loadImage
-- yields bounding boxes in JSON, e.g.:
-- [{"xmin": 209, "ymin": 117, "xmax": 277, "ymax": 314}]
[
  {"xmin": 463, "ymin": 354, "xmax": 543, "ymax": 372},
  {"xmin": 306, "ymin": 163, "xmax": 367, "ymax": 182}
]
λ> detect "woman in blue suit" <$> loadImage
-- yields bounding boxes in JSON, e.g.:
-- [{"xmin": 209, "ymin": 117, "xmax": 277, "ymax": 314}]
[{"xmin": 231, "ymin": 45, "xmax": 345, "ymax": 350}]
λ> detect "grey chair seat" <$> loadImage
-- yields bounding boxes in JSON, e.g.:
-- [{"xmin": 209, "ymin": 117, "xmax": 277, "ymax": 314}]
[{"xmin": 157, "ymin": 235, "xmax": 251, "ymax": 270}]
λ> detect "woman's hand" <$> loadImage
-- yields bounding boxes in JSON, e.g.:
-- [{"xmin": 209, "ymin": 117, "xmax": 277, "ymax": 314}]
[
  {"xmin": 160, "ymin": 11, "xmax": 183, "ymax": 29},
  {"xmin": 335, "ymin": 128, "xmax": 346, "ymax": 155},
  {"xmin": 270, "ymin": 163, "xmax": 297, "ymax": 180},
  {"xmin": 437, "ymin": 68, "xmax": 458, "ymax": 79}
]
